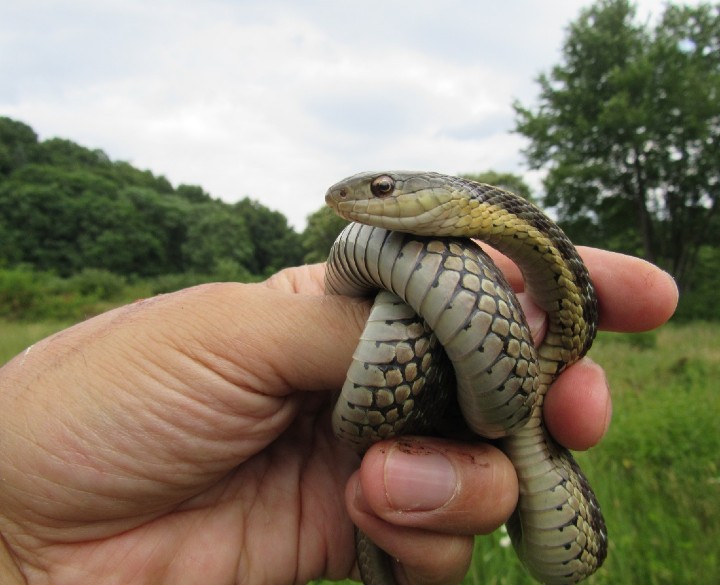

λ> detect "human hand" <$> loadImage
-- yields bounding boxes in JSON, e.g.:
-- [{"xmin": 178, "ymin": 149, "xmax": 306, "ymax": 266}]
[{"xmin": 0, "ymin": 250, "xmax": 677, "ymax": 585}]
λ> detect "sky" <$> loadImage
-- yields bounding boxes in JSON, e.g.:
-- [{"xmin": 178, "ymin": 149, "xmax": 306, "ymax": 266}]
[{"xmin": 0, "ymin": 0, "xmax": 680, "ymax": 229}]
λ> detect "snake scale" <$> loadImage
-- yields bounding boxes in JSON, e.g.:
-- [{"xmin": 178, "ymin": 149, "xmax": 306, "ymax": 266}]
[{"xmin": 323, "ymin": 171, "xmax": 608, "ymax": 585}]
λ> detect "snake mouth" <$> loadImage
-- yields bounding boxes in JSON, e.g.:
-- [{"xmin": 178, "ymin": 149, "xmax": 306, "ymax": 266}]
[{"xmin": 330, "ymin": 200, "xmax": 459, "ymax": 236}]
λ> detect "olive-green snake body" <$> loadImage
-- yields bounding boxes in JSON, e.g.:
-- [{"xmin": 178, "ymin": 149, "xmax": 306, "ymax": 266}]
[{"xmin": 324, "ymin": 171, "xmax": 607, "ymax": 584}]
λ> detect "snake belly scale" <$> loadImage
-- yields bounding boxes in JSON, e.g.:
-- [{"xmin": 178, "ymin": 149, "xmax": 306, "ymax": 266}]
[{"xmin": 324, "ymin": 171, "xmax": 607, "ymax": 585}]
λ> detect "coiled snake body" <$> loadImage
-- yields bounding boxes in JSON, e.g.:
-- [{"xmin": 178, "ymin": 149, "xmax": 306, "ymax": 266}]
[{"xmin": 324, "ymin": 171, "xmax": 607, "ymax": 584}]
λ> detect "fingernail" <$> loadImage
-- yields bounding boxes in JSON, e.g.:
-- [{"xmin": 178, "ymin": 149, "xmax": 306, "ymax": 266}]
[{"xmin": 384, "ymin": 442, "xmax": 457, "ymax": 511}]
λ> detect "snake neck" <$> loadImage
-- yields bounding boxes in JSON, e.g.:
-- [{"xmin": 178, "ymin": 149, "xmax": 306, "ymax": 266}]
[{"xmin": 445, "ymin": 177, "xmax": 598, "ymax": 375}]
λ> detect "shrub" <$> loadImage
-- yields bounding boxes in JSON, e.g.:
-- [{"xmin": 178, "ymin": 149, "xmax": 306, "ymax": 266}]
[
  {"xmin": 67, "ymin": 268, "xmax": 126, "ymax": 301},
  {"xmin": 0, "ymin": 267, "xmax": 39, "ymax": 318}
]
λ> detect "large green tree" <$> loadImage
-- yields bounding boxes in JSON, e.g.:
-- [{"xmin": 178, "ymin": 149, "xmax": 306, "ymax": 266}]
[
  {"xmin": 0, "ymin": 117, "xmax": 38, "ymax": 177},
  {"xmin": 234, "ymin": 198, "xmax": 304, "ymax": 275},
  {"xmin": 514, "ymin": 0, "xmax": 719, "ymax": 290}
]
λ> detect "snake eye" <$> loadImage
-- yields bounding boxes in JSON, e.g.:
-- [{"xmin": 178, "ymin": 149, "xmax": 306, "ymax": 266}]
[{"xmin": 370, "ymin": 175, "xmax": 395, "ymax": 198}]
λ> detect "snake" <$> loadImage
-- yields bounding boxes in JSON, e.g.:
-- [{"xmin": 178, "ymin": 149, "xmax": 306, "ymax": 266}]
[{"xmin": 323, "ymin": 171, "xmax": 608, "ymax": 585}]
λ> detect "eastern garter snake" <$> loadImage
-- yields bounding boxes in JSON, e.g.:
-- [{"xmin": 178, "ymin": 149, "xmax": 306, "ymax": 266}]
[{"xmin": 324, "ymin": 171, "xmax": 607, "ymax": 584}]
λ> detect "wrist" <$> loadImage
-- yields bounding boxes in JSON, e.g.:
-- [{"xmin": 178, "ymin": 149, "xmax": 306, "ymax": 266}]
[{"xmin": 0, "ymin": 534, "xmax": 25, "ymax": 585}]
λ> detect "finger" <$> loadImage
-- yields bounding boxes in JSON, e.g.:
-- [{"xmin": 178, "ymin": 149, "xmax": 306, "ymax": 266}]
[
  {"xmin": 262, "ymin": 263, "xmax": 327, "ymax": 295},
  {"xmin": 579, "ymin": 247, "xmax": 678, "ymax": 331},
  {"xmin": 346, "ymin": 437, "xmax": 517, "ymax": 585},
  {"xmin": 482, "ymin": 245, "xmax": 678, "ymax": 332},
  {"xmin": 349, "ymin": 437, "xmax": 517, "ymax": 535},
  {"xmin": 136, "ymin": 282, "xmax": 371, "ymax": 395},
  {"xmin": 544, "ymin": 357, "xmax": 612, "ymax": 451},
  {"xmin": 517, "ymin": 295, "xmax": 612, "ymax": 451},
  {"xmin": 517, "ymin": 292, "xmax": 547, "ymax": 344}
]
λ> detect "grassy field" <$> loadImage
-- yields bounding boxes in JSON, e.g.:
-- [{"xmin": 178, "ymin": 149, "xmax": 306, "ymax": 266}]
[
  {"xmin": 2, "ymin": 321, "xmax": 718, "ymax": 583},
  {"xmin": 0, "ymin": 319, "xmax": 74, "ymax": 365}
]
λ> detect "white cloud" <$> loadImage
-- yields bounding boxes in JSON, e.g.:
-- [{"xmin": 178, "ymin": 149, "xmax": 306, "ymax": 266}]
[{"xmin": 0, "ymin": 0, "xmax": 685, "ymax": 229}]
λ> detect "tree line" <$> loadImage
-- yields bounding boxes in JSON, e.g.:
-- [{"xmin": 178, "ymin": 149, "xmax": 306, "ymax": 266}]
[
  {"xmin": 1, "ymin": 1, "xmax": 718, "ymax": 320},
  {"xmin": 0, "ymin": 116, "xmax": 311, "ymax": 280}
]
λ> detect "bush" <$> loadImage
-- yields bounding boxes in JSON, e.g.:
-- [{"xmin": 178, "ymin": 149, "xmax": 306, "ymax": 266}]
[
  {"xmin": 148, "ymin": 261, "xmax": 257, "ymax": 295},
  {"xmin": 0, "ymin": 266, "xmax": 123, "ymax": 321},
  {"xmin": 673, "ymin": 246, "xmax": 720, "ymax": 321},
  {"xmin": 67, "ymin": 268, "xmax": 126, "ymax": 301},
  {"xmin": 0, "ymin": 266, "xmax": 40, "ymax": 318}
]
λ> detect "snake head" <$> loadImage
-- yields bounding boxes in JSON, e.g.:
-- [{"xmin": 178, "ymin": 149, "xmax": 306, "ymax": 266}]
[{"xmin": 325, "ymin": 171, "xmax": 463, "ymax": 235}]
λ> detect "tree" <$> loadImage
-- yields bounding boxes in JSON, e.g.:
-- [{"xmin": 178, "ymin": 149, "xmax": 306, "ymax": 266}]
[
  {"xmin": 176, "ymin": 184, "xmax": 213, "ymax": 204},
  {"xmin": 0, "ymin": 117, "xmax": 38, "ymax": 177},
  {"xmin": 0, "ymin": 165, "xmax": 116, "ymax": 275},
  {"xmin": 36, "ymin": 138, "xmax": 111, "ymax": 170},
  {"xmin": 514, "ymin": 0, "xmax": 719, "ymax": 291},
  {"xmin": 301, "ymin": 205, "xmax": 349, "ymax": 263},
  {"xmin": 234, "ymin": 198, "xmax": 303, "ymax": 275},
  {"xmin": 182, "ymin": 204, "xmax": 255, "ymax": 274}
]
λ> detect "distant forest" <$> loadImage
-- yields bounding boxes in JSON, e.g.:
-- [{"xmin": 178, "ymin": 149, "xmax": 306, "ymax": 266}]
[
  {"xmin": 1, "ymin": 114, "xmax": 717, "ymax": 321},
  {"xmin": 0, "ymin": 116, "xmax": 343, "ymax": 280}
]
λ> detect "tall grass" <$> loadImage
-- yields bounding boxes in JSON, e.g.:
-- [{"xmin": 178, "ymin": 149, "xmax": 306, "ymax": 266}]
[{"xmin": 0, "ymin": 320, "xmax": 74, "ymax": 364}]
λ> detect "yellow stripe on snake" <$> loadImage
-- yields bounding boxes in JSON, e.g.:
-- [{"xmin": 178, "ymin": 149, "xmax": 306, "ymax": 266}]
[{"xmin": 324, "ymin": 172, "xmax": 607, "ymax": 585}]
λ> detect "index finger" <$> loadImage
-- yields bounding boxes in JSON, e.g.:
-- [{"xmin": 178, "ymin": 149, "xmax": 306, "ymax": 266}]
[{"xmin": 483, "ymin": 245, "xmax": 678, "ymax": 333}]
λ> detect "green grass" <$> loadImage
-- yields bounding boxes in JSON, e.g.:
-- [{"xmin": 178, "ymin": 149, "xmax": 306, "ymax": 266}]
[
  {"xmin": 2, "ymin": 321, "xmax": 718, "ymax": 583},
  {"xmin": 313, "ymin": 323, "xmax": 720, "ymax": 585},
  {"xmin": 0, "ymin": 319, "xmax": 75, "ymax": 365}
]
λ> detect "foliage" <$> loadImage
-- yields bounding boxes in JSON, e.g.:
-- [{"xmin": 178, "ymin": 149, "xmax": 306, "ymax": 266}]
[
  {"xmin": 514, "ymin": 0, "xmax": 720, "ymax": 291},
  {"xmin": 234, "ymin": 198, "xmax": 304, "ymax": 275},
  {"xmin": 0, "ymin": 261, "xmax": 261, "ymax": 322},
  {"xmin": 0, "ymin": 266, "xmax": 103, "ymax": 320},
  {"xmin": 0, "ymin": 116, "xmax": 301, "ymax": 279},
  {"xmin": 1, "ymin": 112, "xmax": 717, "ymax": 319},
  {"xmin": 181, "ymin": 203, "xmax": 254, "ymax": 273},
  {"xmin": 67, "ymin": 268, "xmax": 127, "ymax": 301},
  {"xmin": 673, "ymin": 244, "xmax": 720, "ymax": 321},
  {"xmin": 302, "ymin": 205, "xmax": 349, "ymax": 263},
  {"xmin": 0, "ymin": 320, "xmax": 73, "ymax": 366},
  {"xmin": 0, "ymin": 117, "xmax": 38, "ymax": 176}
]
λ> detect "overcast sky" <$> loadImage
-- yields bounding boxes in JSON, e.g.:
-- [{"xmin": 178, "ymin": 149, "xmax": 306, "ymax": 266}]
[{"xmin": 1, "ymin": 0, "xmax": 681, "ymax": 229}]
